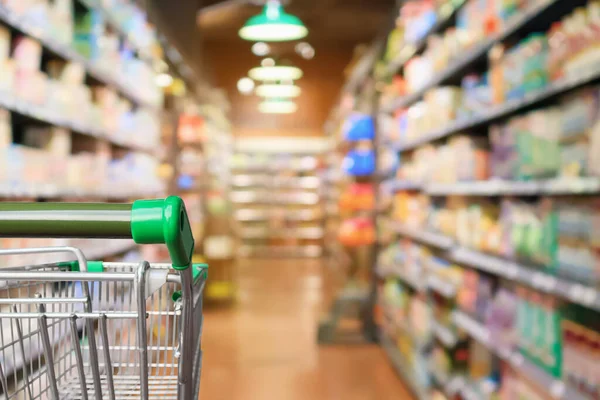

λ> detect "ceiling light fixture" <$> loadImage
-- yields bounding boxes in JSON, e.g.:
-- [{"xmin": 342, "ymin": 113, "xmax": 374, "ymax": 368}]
[
  {"xmin": 261, "ymin": 57, "xmax": 276, "ymax": 67},
  {"xmin": 256, "ymin": 83, "xmax": 301, "ymax": 98},
  {"xmin": 295, "ymin": 42, "xmax": 315, "ymax": 59},
  {"xmin": 155, "ymin": 73, "xmax": 173, "ymax": 87},
  {"xmin": 239, "ymin": 0, "xmax": 308, "ymax": 42},
  {"xmin": 258, "ymin": 99, "xmax": 298, "ymax": 114},
  {"xmin": 237, "ymin": 77, "xmax": 255, "ymax": 94},
  {"xmin": 248, "ymin": 64, "xmax": 303, "ymax": 81},
  {"xmin": 252, "ymin": 42, "xmax": 271, "ymax": 56}
]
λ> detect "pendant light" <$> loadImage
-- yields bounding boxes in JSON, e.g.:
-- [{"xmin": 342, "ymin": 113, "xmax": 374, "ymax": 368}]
[
  {"xmin": 258, "ymin": 99, "xmax": 298, "ymax": 114},
  {"xmin": 249, "ymin": 59, "xmax": 303, "ymax": 81},
  {"xmin": 239, "ymin": 0, "xmax": 308, "ymax": 42},
  {"xmin": 256, "ymin": 83, "xmax": 301, "ymax": 98}
]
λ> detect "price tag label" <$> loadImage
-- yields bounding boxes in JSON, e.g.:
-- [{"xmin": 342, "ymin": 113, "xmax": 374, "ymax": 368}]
[
  {"xmin": 506, "ymin": 263, "xmax": 519, "ymax": 279},
  {"xmin": 532, "ymin": 273, "xmax": 545, "ymax": 289},
  {"xmin": 531, "ymin": 273, "xmax": 555, "ymax": 292},
  {"xmin": 510, "ymin": 352, "xmax": 524, "ymax": 367},
  {"xmin": 582, "ymin": 288, "xmax": 597, "ymax": 307},
  {"xmin": 568, "ymin": 284, "xmax": 584, "ymax": 303},
  {"xmin": 544, "ymin": 275, "xmax": 557, "ymax": 291}
]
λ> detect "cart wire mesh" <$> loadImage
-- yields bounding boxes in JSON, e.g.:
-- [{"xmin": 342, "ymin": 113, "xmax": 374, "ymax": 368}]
[{"xmin": 0, "ymin": 256, "xmax": 206, "ymax": 400}]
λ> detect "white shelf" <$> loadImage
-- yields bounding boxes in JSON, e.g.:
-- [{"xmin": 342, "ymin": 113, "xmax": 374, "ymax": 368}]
[
  {"xmin": 430, "ymin": 370, "xmax": 466, "ymax": 399},
  {"xmin": 0, "ymin": 183, "xmax": 163, "ymax": 200},
  {"xmin": 382, "ymin": 180, "xmax": 421, "ymax": 193},
  {"xmin": 230, "ymin": 191, "xmax": 320, "ymax": 205},
  {"xmin": 381, "ymin": 0, "xmax": 559, "ymax": 113},
  {"xmin": 377, "ymin": 265, "xmax": 426, "ymax": 293},
  {"xmin": 393, "ymin": 66, "xmax": 600, "ymax": 152},
  {"xmin": 427, "ymin": 275, "xmax": 457, "ymax": 299},
  {"xmin": 425, "ymin": 177, "xmax": 600, "ymax": 196},
  {"xmin": 452, "ymin": 311, "xmax": 585, "ymax": 400},
  {"xmin": 0, "ymin": 92, "xmax": 155, "ymax": 153},
  {"xmin": 432, "ymin": 321, "xmax": 457, "ymax": 348},
  {"xmin": 390, "ymin": 224, "xmax": 600, "ymax": 311},
  {"xmin": 239, "ymin": 227, "xmax": 324, "ymax": 240},
  {"xmin": 450, "ymin": 247, "xmax": 600, "ymax": 312},
  {"xmin": 238, "ymin": 245, "xmax": 323, "ymax": 258},
  {"xmin": 0, "ymin": 6, "xmax": 158, "ymax": 109},
  {"xmin": 380, "ymin": 335, "xmax": 429, "ymax": 400},
  {"xmin": 391, "ymin": 223, "xmax": 454, "ymax": 250},
  {"xmin": 234, "ymin": 209, "xmax": 323, "ymax": 222},
  {"xmin": 232, "ymin": 175, "xmax": 321, "ymax": 189}
]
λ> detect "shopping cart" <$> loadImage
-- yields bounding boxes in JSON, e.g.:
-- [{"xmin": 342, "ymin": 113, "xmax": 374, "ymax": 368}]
[{"xmin": 0, "ymin": 196, "xmax": 207, "ymax": 400}]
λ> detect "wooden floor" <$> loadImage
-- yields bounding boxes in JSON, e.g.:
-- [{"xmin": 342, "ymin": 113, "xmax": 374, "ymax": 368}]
[{"xmin": 199, "ymin": 258, "xmax": 414, "ymax": 400}]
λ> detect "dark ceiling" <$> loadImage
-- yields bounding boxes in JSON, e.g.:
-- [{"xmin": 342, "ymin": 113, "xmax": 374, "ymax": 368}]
[{"xmin": 149, "ymin": 0, "xmax": 395, "ymax": 136}]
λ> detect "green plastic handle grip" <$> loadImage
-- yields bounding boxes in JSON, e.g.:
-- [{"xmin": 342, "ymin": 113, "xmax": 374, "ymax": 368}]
[{"xmin": 0, "ymin": 196, "xmax": 195, "ymax": 270}]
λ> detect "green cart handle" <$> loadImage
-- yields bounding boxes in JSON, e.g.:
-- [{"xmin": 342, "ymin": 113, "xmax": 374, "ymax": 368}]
[{"xmin": 0, "ymin": 196, "xmax": 194, "ymax": 270}]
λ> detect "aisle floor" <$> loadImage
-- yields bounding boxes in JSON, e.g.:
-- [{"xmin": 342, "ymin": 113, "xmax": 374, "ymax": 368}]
[{"xmin": 199, "ymin": 258, "xmax": 414, "ymax": 400}]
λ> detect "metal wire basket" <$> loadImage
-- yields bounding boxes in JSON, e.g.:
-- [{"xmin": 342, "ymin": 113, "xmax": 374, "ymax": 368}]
[{"xmin": 0, "ymin": 197, "xmax": 207, "ymax": 400}]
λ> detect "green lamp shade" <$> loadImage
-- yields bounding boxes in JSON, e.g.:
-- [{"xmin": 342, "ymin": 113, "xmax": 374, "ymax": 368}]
[
  {"xmin": 239, "ymin": 2, "xmax": 308, "ymax": 42},
  {"xmin": 258, "ymin": 99, "xmax": 297, "ymax": 114},
  {"xmin": 256, "ymin": 83, "xmax": 301, "ymax": 98},
  {"xmin": 249, "ymin": 65, "xmax": 303, "ymax": 81}
]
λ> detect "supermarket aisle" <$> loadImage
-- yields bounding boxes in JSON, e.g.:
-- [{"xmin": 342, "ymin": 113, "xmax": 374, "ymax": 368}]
[{"xmin": 199, "ymin": 258, "xmax": 413, "ymax": 400}]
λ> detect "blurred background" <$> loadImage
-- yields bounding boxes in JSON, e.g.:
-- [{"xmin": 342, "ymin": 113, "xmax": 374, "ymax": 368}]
[{"xmin": 1, "ymin": 0, "xmax": 600, "ymax": 399}]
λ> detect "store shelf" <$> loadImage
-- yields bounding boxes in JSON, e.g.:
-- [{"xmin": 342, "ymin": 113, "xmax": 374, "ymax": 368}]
[
  {"xmin": 377, "ymin": 265, "xmax": 426, "ymax": 292},
  {"xmin": 232, "ymin": 175, "xmax": 321, "ymax": 189},
  {"xmin": 0, "ymin": 183, "xmax": 162, "ymax": 200},
  {"xmin": 234, "ymin": 209, "xmax": 323, "ymax": 222},
  {"xmin": 450, "ymin": 247, "xmax": 600, "ymax": 312},
  {"xmin": 380, "ymin": 335, "xmax": 429, "ymax": 400},
  {"xmin": 239, "ymin": 227, "xmax": 324, "ymax": 240},
  {"xmin": 381, "ymin": 0, "xmax": 559, "ymax": 113},
  {"xmin": 238, "ymin": 245, "xmax": 323, "ymax": 258},
  {"xmin": 379, "ymin": 177, "xmax": 600, "ymax": 197},
  {"xmin": 394, "ymin": 66, "xmax": 600, "ymax": 151},
  {"xmin": 391, "ymin": 223, "xmax": 454, "ymax": 250},
  {"xmin": 230, "ymin": 159, "xmax": 319, "ymax": 173},
  {"xmin": 0, "ymin": 5, "xmax": 158, "ymax": 109},
  {"xmin": 430, "ymin": 369, "xmax": 466, "ymax": 399},
  {"xmin": 230, "ymin": 191, "xmax": 320, "ymax": 205},
  {"xmin": 452, "ymin": 311, "xmax": 585, "ymax": 400},
  {"xmin": 0, "ymin": 92, "xmax": 154, "ymax": 153},
  {"xmin": 426, "ymin": 275, "xmax": 457, "ymax": 299},
  {"xmin": 426, "ymin": 177, "xmax": 600, "ymax": 196},
  {"xmin": 384, "ymin": 0, "xmax": 467, "ymax": 77},
  {"xmin": 432, "ymin": 321, "xmax": 458, "ymax": 348},
  {"xmin": 382, "ymin": 180, "xmax": 421, "ymax": 193},
  {"xmin": 390, "ymin": 223, "xmax": 600, "ymax": 311}
]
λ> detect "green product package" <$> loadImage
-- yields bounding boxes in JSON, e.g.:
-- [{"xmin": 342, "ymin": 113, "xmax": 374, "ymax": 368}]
[
  {"xmin": 516, "ymin": 132, "xmax": 533, "ymax": 180},
  {"xmin": 545, "ymin": 300, "xmax": 563, "ymax": 378},
  {"xmin": 543, "ymin": 210, "xmax": 559, "ymax": 274}
]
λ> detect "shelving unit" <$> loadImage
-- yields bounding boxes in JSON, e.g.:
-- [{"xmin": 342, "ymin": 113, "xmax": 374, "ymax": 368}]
[
  {"xmin": 452, "ymin": 311, "xmax": 586, "ymax": 400},
  {"xmin": 380, "ymin": 0, "xmax": 560, "ymax": 113},
  {"xmin": 380, "ymin": 336, "xmax": 430, "ymax": 400},
  {"xmin": 230, "ymin": 138, "xmax": 329, "ymax": 259},
  {"xmin": 0, "ymin": 0, "xmax": 171, "ymax": 202},
  {"xmin": 372, "ymin": 0, "xmax": 600, "ymax": 398},
  {"xmin": 388, "ymin": 223, "xmax": 600, "ymax": 311}
]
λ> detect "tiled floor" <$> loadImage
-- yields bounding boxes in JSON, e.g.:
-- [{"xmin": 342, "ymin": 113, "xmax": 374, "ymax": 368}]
[{"xmin": 199, "ymin": 258, "xmax": 413, "ymax": 400}]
